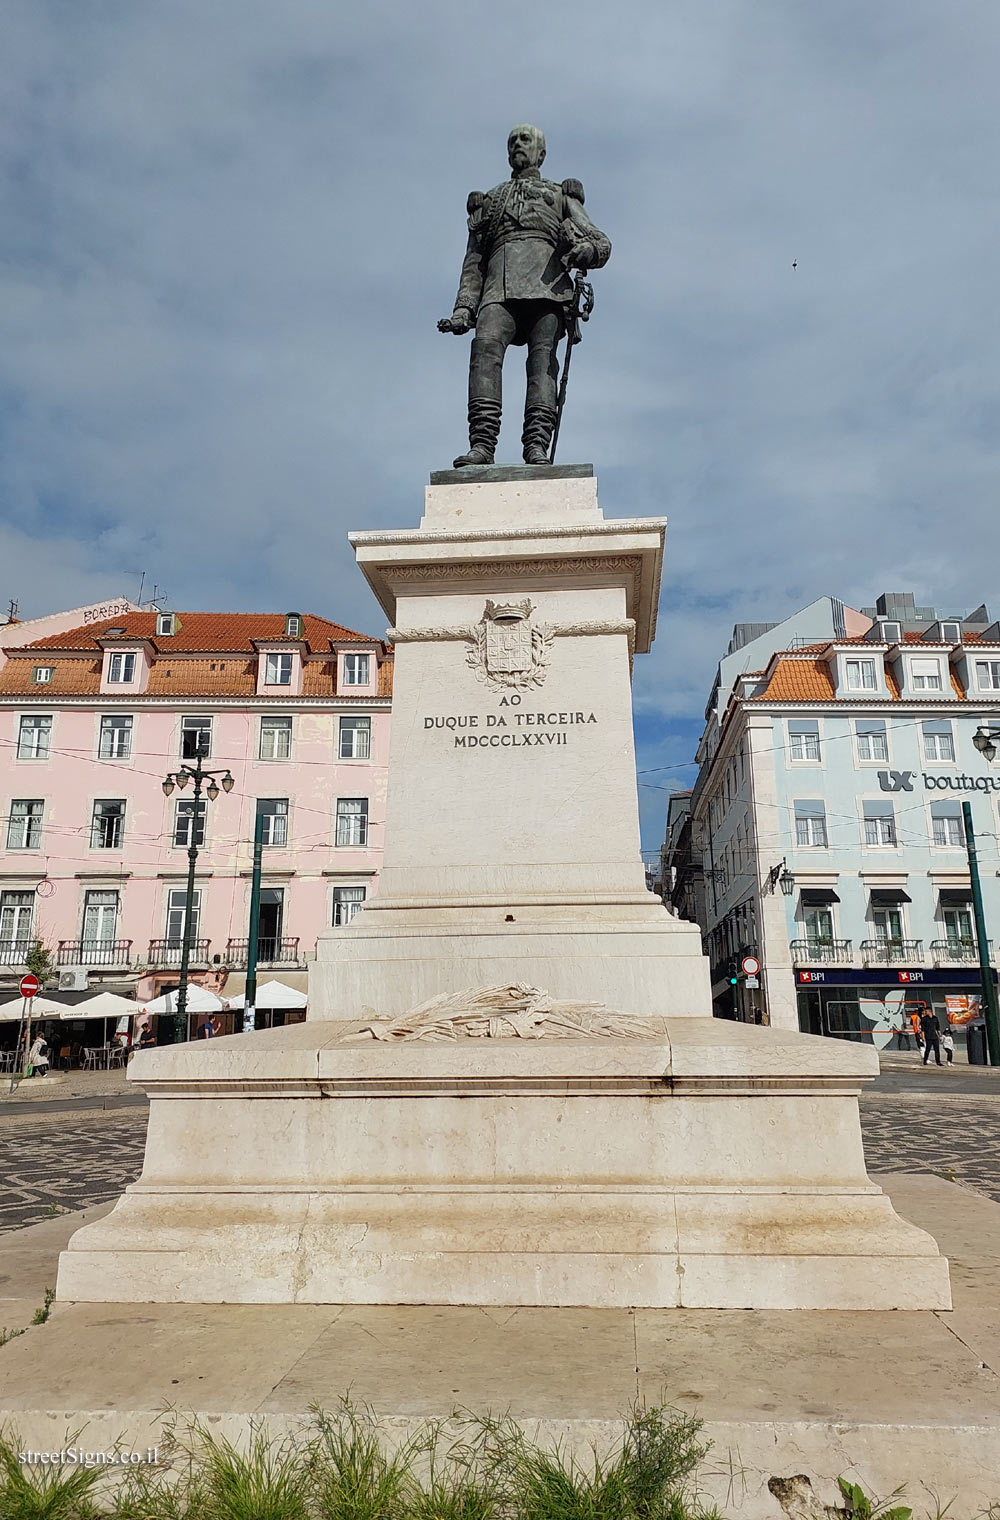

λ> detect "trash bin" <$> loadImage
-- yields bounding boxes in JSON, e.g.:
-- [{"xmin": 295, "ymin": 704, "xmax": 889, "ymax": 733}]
[{"xmin": 967, "ymin": 1022, "xmax": 988, "ymax": 1065}]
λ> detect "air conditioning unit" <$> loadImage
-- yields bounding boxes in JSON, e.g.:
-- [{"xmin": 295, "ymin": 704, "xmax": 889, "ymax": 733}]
[{"xmin": 59, "ymin": 967, "xmax": 89, "ymax": 992}]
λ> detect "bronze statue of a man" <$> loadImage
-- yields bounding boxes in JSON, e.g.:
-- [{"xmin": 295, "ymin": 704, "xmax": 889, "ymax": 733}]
[{"xmin": 438, "ymin": 125, "xmax": 611, "ymax": 467}]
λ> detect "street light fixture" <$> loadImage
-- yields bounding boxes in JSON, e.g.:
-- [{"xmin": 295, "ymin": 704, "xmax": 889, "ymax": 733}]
[
  {"xmin": 973, "ymin": 726, "xmax": 1000, "ymax": 763},
  {"xmin": 160, "ymin": 754, "xmax": 236, "ymax": 1045},
  {"xmin": 779, "ymin": 865, "xmax": 795, "ymax": 897}
]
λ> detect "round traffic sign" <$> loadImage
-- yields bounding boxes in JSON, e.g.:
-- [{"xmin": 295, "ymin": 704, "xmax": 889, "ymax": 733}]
[
  {"xmin": 741, "ymin": 956, "xmax": 760, "ymax": 977},
  {"xmin": 19, "ymin": 973, "xmax": 40, "ymax": 999}
]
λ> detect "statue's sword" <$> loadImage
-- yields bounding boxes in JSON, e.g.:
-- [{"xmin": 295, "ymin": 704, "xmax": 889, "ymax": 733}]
[{"xmin": 548, "ymin": 269, "xmax": 595, "ymax": 465}]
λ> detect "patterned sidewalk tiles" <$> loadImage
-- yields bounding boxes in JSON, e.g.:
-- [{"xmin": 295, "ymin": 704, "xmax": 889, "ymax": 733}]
[{"xmin": 2, "ymin": 1094, "xmax": 1000, "ymax": 1236}]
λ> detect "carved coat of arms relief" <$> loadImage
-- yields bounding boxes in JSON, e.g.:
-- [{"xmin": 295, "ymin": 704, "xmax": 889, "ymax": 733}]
[{"xmin": 466, "ymin": 599, "xmax": 554, "ymax": 692}]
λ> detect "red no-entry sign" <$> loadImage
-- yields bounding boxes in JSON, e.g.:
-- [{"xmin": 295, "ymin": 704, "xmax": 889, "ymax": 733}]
[{"xmin": 19, "ymin": 973, "xmax": 40, "ymax": 999}]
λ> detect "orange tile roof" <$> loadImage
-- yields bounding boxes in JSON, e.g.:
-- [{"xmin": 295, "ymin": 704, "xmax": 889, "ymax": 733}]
[
  {"xmin": 753, "ymin": 658, "xmax": 835, "ymax": 702},
  {"xmin": 19, "ymin": 612, "xmax": 377, "ymax": 655},
  {"xmin": 0, "ymin": 613, "xmax": 394, "ymax": 701},
  {"xmin": 751, "ymin": 650, "xmax": 967, "ymax": 702}
]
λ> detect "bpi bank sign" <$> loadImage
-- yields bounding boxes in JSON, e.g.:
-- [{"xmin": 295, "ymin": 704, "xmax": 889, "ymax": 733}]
[{"xmin": 878, "ymin": 770, "xmax": 1000, "ymax": 794}]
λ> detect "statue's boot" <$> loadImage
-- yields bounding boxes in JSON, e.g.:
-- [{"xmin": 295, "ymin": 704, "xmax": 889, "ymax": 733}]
[
  {"xmin": 522, "ymin": 405, "xmax": 557, "ymax": 465},
  {"xmin": 453, "ymin": 399, "xmax": 501, "ymax": 468}
]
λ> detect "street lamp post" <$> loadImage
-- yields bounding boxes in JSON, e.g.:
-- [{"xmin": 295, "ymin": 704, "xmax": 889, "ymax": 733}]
[
  {"xmin": 968, "ymin": 723, "xmax": 1000, "ymax": 1066},
  {"xmin": 162, "ymin": 755, "xmax": 234, "ymax": 1044}
]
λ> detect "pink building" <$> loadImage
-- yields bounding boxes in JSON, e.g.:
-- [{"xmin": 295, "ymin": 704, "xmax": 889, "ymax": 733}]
[{"xmin": 0, "ymin": 607, "xmax": 392, "ymax": 1014}]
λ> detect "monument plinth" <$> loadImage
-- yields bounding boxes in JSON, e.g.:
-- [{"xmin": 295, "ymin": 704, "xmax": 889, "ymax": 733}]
[
  {"xmin": 57, "ymin": 469, "xmax": 951, "ymax": 1312},
  {"xmin": 311, "ymin": 468, "xmax": 710, "ymax": 1019}
]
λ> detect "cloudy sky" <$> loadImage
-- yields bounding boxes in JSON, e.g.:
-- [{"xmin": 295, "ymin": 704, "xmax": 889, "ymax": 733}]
[{"xmin": 3, "ymin": 1, "xmax": 999, "ymax": 848}]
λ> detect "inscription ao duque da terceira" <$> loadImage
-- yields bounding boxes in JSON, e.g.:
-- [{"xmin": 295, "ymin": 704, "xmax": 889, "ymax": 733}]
[{"xmin": 424, "ymin": 706, "xmax": 599, "ymax": 748}]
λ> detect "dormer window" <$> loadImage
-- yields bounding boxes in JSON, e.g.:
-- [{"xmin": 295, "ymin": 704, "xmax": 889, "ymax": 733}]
[
  {"xmin": 285, "ymin": 613, "xmax": 303, "ymax": 638},
  {"xmin": 31, "ymin": 666, "xmax": 54, "ymax": 685},
  {"xmin": 876, "ymin": 621, "xmax": 900, "ymax": 643},
  {"xmin": 940, "ymin": 621, "xmax": 961, "ymax": 643},
  {"xmin": 157, "ymin": 612, "xmax": 176, "ymax": 637},
  {"xmin": 343, "ymin": 653, "xmax": 370, "ymax": 686},
  {"xmin": 910, "ymin": 656, "xmax": 942, "ymax": 691},
  {"xmin": 265, "ymin": 652, "xmax": 293, "ymax": 686},
  {"xmin": 107, "ymin": 652, "xmax": 136, "ymax": 684},
  {"xmin": 845, "ymin": 657, "xmax": 877, "ymax": 692}
]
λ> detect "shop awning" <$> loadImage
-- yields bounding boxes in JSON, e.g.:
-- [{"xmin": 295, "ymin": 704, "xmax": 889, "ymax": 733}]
[
  {"xmin": 800, "ymin": 888, "xmax": 840, "ymax": 904},
  {"xmin": 869, "ymin": 888, "xmax": 912, "ymax": 904},
  {"xmin": 938, "ymin": 888, "xmax": 972, "ymax": 905}
]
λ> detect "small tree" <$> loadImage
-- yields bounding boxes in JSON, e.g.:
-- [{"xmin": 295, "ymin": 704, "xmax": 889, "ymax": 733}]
[{"xmin": 25, "ymin": 941, "xmax": 55, "ymax": 987}]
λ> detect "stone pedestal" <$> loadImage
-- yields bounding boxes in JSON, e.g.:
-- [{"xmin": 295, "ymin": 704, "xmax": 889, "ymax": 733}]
[
  {"xmin": 56, "ymin": 465, "xmax": 951, "ymax": 1311},
  {"xmin": 311, "ymin": 466, "xmax": 710, "ymax": 1019}
]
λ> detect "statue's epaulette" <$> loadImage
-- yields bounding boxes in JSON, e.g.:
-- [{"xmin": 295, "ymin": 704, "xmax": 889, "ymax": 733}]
[
  {"xmin": 561, "ymin": 177, "xmax": 585, "ymax": 203},
  {"xmin": 467, "ymin": 190, "xmax": 484, "ymax": 215}
]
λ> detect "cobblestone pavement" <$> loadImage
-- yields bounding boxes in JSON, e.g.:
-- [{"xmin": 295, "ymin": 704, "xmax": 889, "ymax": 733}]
[{"xmin": 2, "ymin": 1089, "xmax": 1000, "ymax": 1235}]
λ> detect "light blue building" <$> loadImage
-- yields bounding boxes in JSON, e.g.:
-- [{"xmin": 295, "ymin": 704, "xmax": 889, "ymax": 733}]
[{"xmin": 676, "ymin": 592, "xmax": 1000, "ymax": 1046}]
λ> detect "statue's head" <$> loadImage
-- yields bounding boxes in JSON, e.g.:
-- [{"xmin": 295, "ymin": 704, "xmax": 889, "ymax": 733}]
[{"xmin": 508, "ymin": 124, "xmax": 546, "ymax": 173}]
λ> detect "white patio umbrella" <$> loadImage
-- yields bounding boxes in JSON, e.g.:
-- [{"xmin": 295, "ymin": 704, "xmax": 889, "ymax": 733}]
[
  {"xmin": 0, "ymin": 994, "xmax": 69, "ymax": 1020},
  {"xmin": 140, "ymin": 985, "xmax": 225, "ymax": 1015},
  {"xmin": 60, "ymin": 990, "xmax": 139, "ymax": 1021},
  {"xmin": 225, "ymin": 979, "xmax": 307, "ymax": 1011}
]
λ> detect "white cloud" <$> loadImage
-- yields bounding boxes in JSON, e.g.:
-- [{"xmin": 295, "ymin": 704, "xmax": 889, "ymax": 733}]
[{"xmin": 2, "ymin": 0, "xmax": 999, "ymax": 843}]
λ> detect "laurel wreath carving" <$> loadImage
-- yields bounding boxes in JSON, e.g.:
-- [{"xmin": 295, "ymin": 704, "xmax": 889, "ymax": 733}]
[
  {"xmin": 465, "ymin": 619, "xmax": 555, "ymax": 692},
  {"xmin": 346, "ymin": 984, "xmax": 666, "ymax": 1043}
]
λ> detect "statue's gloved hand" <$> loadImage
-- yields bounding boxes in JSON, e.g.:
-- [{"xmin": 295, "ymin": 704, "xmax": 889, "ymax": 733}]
[
  {"xmin": 437, "ymin": 310, "xmax": 473, "ymax": 335},
  {"xmin": 564, "ymin": 240, "xmax": 595, "ymax": 271}
]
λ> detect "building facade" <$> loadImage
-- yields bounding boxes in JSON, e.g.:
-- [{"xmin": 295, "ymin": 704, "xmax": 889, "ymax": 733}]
[
  {"xmin": 670, "ymin": 592, "xmax": 1000, "ymax": 1041},
  {"xmin": 0, "ymin": 608, "xmax": 391, "ymax": 1011}
]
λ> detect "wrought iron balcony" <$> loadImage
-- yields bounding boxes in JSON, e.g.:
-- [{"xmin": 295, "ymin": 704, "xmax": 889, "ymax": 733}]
[
  {"xmin": 860, "ymin": 939, "xmax": 923, "ymax": 966},
  {"xmin": 224, "ymin": 937, "xmax": 301, "ymax": 968},
  {"xmin": 0, "ymin": 940, "xmax": 32, "ymax": 967},
  {"xmin": 789, "ymin": 939, "xmax": 852, "ymax": 964},
  {"xmin": 57, "ymin": 939, "xmax": 133, "ymax": 968},
  {"xmin": 930, "ymin": 938, "xmax": 992, "ymax": 966},
  {"xmin": 146, "ymin": 938, "xmax": 211, "ymax": 968}
]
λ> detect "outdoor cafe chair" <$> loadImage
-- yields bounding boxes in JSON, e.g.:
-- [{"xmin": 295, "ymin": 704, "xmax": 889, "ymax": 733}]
[{"xmin": 82, "ymin": 1047, "xmax": 102, "ymax": 1071}]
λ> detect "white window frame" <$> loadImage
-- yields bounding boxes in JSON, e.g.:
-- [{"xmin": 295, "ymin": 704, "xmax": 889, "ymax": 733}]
[
  {"xmin": 31, "ymin": 666, "xmax": 54, "ymax": 685},
  {"xmin": 342, "ymin": 652, "xmax": 371, "ymax": 687},
  {"xmin": 7, "ymin": 799, "xmax": 43, "ymax": 850},
  {"xmin": 856, "ymin": 721, "xmax": 888, "ymax": 764},
  {"xmin": 921, "ymin": 721, "xmax": 955, "ymax": 764},
  {"xmin": 0, "ymin": 889, "xmax": 34, "ymax": 950},
  {"xmin": 91, "ymin": 798, "xmax": 126, "ymax": 850},
  {"xmin": 285, "ymin": 614, "xmax": 303, "ymax": 637},
  {"xmin": 180, "ymin": 714, "xmax": 213, "ymax": 760},
  {"xmin": 788, "ymin": 732, "xmax": 820, "ymax": 762},
  {"xmin": 264, "ymin": 651, "xmax": 293, "ymax": 686},
  {"xmin": 107, "ymin": 651, "xmax": 136, "ymax": 684},
  {"xmin": 256, "ymin": 797, "xmax": 289, "ymax": 847},
  {"xmin": 166, "ymin": 887, "xmax": 200, "ymax": 946},
  {"xmin": 872, "ymin": 906, "xmax": 905, "ymax": 943},
  {"xmin": 157, "ymin": 613, "xmax": 175, "ymax": 637},
  {"xmin": 794, "ymin": 805, "xmax": 827, "ymax": 848},
  {"xmin": 99, "ymin": 713, "xmax": 133, "ymax": 760},
  {"xmin": 803, "ymin": 905, "xmax": 835, "ymax": 944},
  {"xmin": 339, "ymin": 714, "xmax": 372, "ymax": 760},
  {"xmin": 17, "ymin": 714, "xmax": 52, "ymax": 760},
  {"xmin": 975, "ymin": 659, "xmax": 1000, "ymax": 692},
  {"xmin": 332, "ymin": 884, "xmax": 366, "ymax": 925},
  {"xmin": 845, "ymin": 658, "xmax": 877, "ymax": 692},
  {"xmin": 259, "ymin": 715, "xmax": 292, "ymax": 760},
  {"xmin": 930, "ymin": 801, "xmax": 964, "ymax": 848},
  {"xmin": 335, "ymin": 796, "xmax": 369, "ymax": 848},
  {"xmin": 173, "ymin": 798, "xmax": 206, "ymax": 848},
  {"xmin": 910, "ymin": 657, "xmax": 943, "ymax": 692},
  {"xmin": 83, "ymin": 889, "xmax": 120, "ymax": 946},
  {"xmin": 863, "ymin": 809, "xmax": 897, "ymax": 848}
]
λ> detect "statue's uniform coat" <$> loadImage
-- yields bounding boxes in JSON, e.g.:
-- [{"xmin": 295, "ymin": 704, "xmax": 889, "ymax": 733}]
[{"xmin": 453, "ymin": 173, "xmax": 611, "ymax": 321}]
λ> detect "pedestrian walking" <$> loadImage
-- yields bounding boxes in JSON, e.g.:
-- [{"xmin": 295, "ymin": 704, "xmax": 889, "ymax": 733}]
[
  {"xmin": 942, "ymin": 1029, "xmax": 955, "ymax": 1065},
  {"xmin": 27, "ymin": 1035, "xmax": 49, "ymax": 1077},
  {"xmin": 920, "ymin": 1005, "xmax": 943, "ymax": 1066}
]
